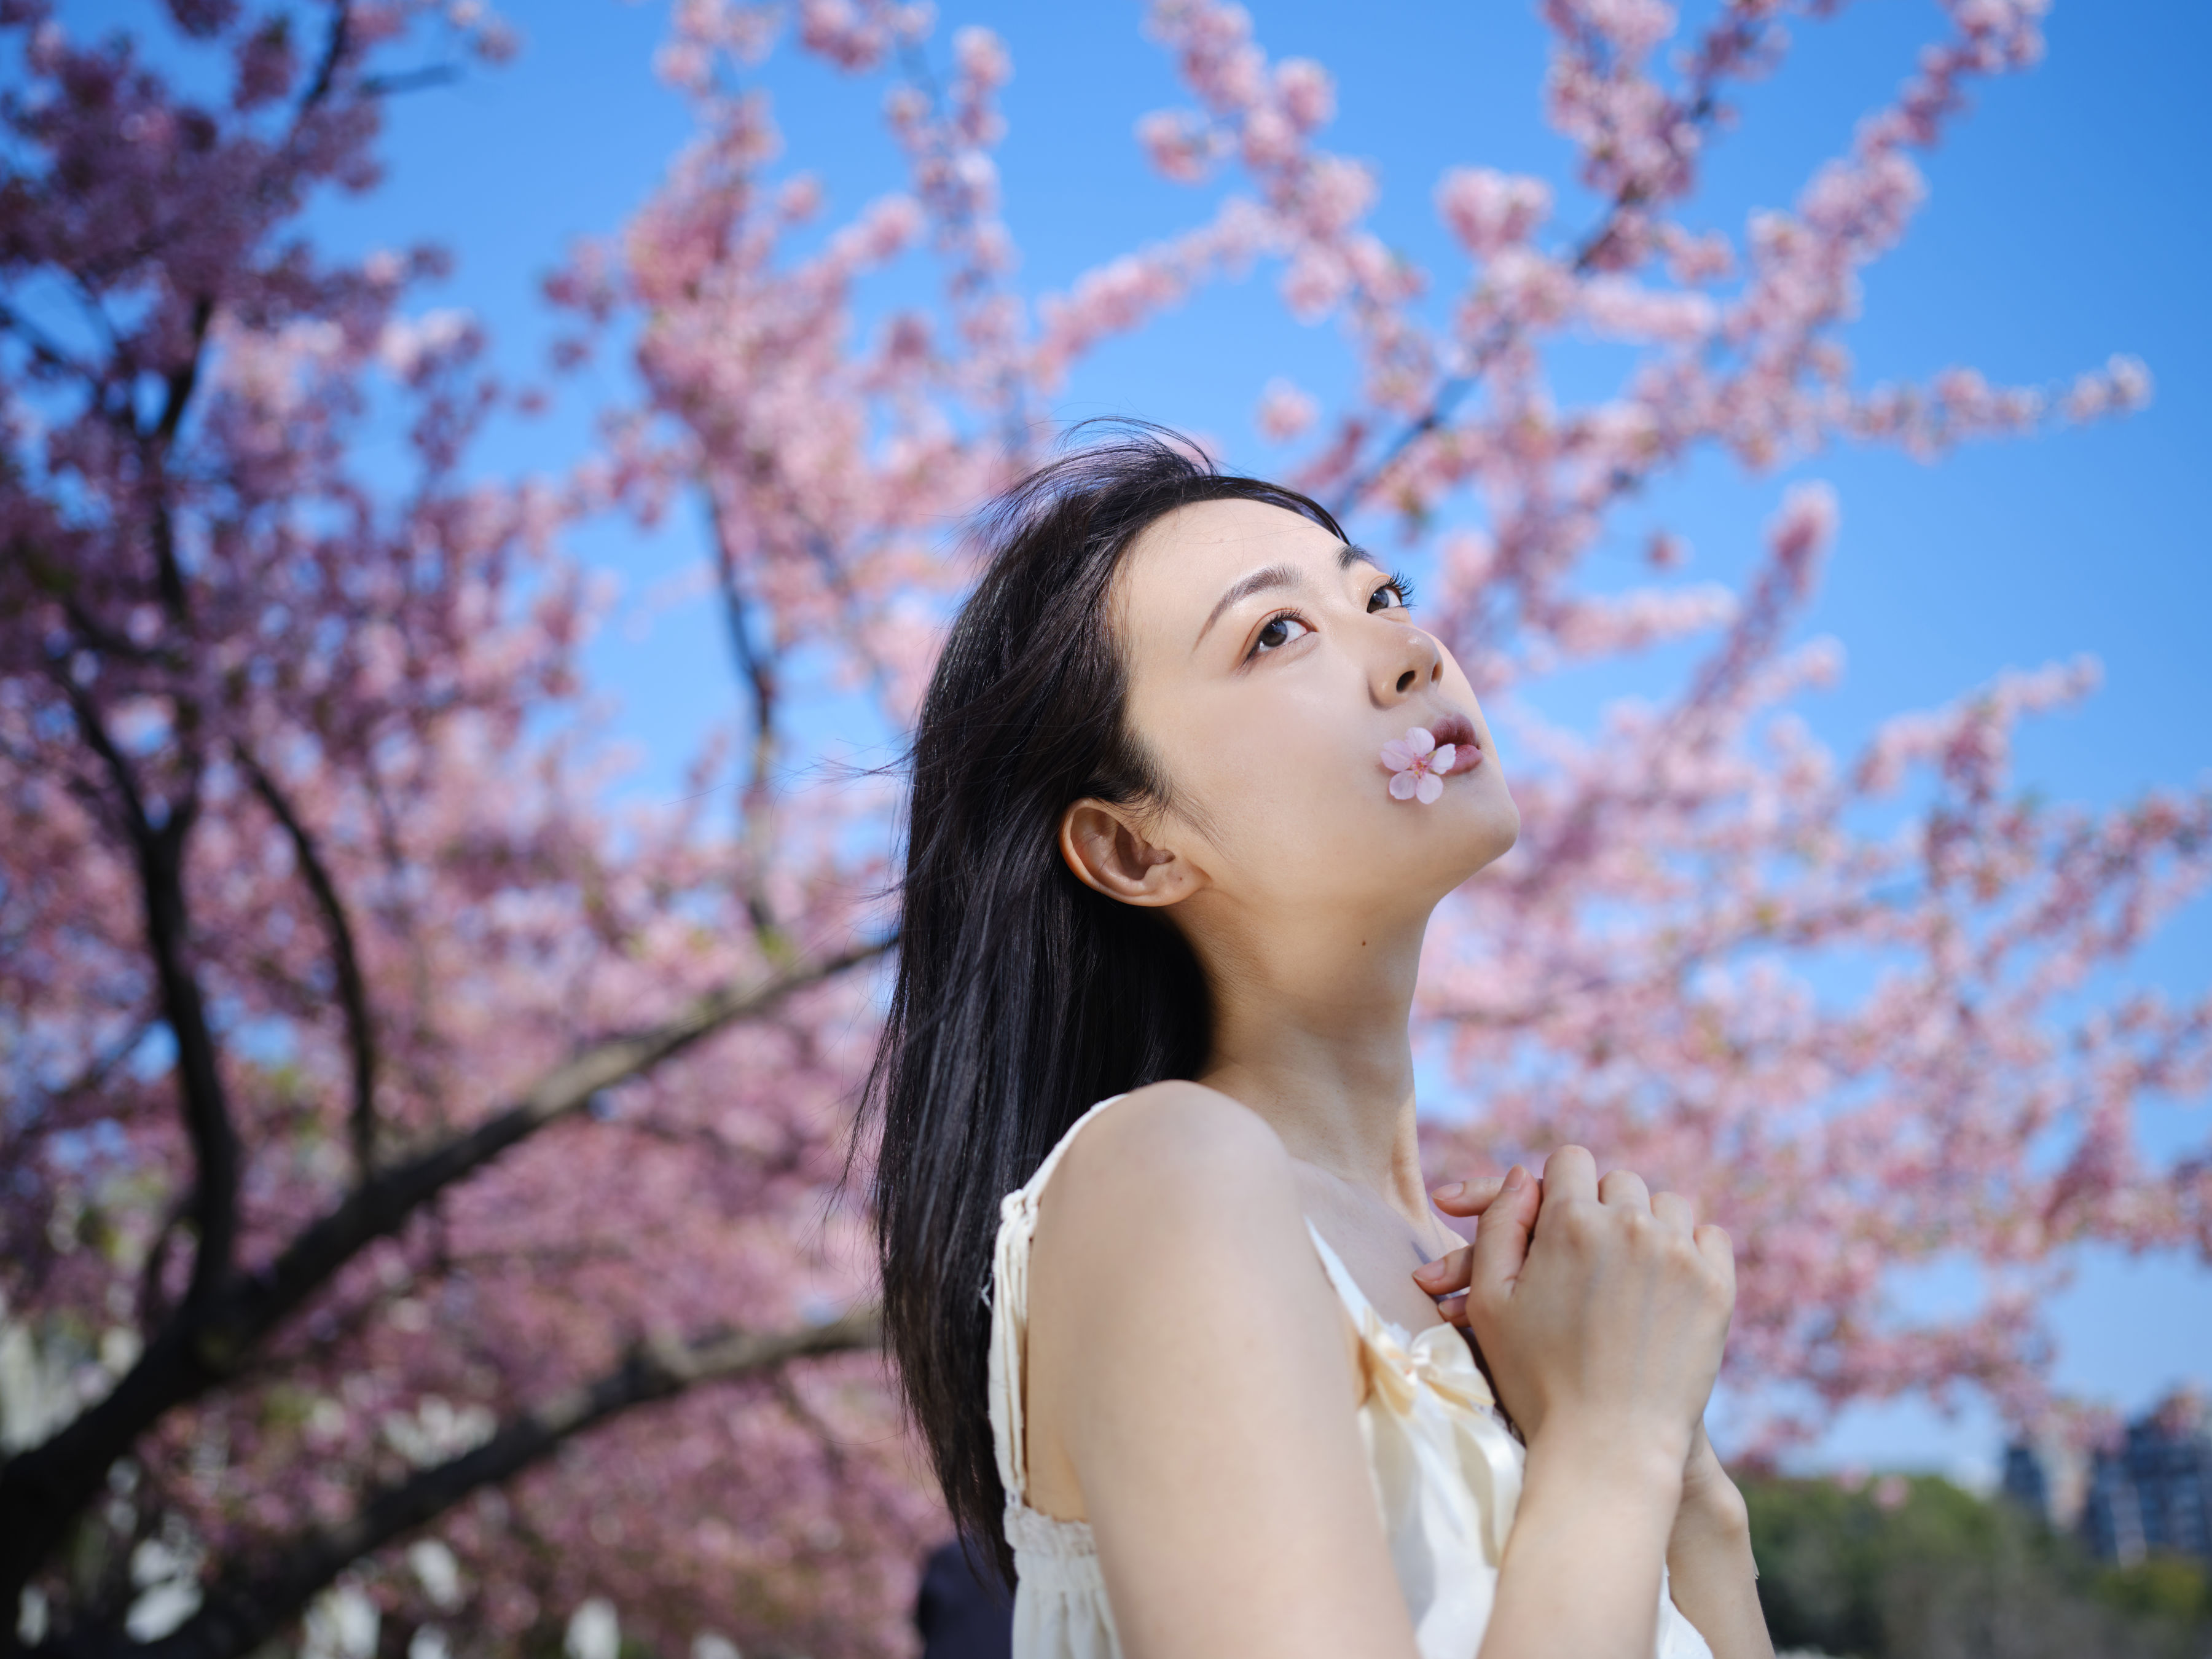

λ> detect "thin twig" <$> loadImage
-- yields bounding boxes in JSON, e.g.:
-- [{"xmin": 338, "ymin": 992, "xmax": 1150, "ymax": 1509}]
[{"xmin": 233, "ymin": 743, "xmax": 382, "ymax": 1183}]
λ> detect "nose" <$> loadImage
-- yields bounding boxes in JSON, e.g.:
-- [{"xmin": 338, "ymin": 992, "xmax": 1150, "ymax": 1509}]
[{"xmin": 1375, "ymin": 619, "xmax": 1444, "ymax": 706}]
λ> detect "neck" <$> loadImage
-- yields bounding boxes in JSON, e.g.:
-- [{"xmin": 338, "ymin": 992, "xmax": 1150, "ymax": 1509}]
[{"xmin": 1188, "ymin": 904, "xmax": 1432, "ymax": 1229}]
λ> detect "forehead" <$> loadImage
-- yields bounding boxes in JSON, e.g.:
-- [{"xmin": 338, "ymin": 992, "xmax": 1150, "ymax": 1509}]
[{"xmin": 1116, "ymin": 496, "xmax": 1344, "ymax": 633}]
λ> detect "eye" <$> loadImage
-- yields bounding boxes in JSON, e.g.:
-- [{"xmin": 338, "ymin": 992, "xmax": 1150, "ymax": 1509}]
[
  {"xmin": 1367, "ymin": 575, "xmax": 1415, "ymax": 613},
  {"xmin": 1250, "ymin": 611, "xmax": 1312, "ymax": 656}
]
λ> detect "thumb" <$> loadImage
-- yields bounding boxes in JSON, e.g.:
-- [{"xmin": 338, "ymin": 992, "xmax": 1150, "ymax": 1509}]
[
  {"xmin": 1469, "ymin": 1164, "xmax": 1539, "ymax": 1303},
  {"xmin": 1431, "ymin": 1174, "xmax": 1508, "ymax": 1219}
]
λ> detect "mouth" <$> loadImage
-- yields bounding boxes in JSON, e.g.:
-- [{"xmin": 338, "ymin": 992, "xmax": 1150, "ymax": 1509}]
[{"xmin": 1428, "ymin": 711, "xmax": 1479, "ymax": 756}]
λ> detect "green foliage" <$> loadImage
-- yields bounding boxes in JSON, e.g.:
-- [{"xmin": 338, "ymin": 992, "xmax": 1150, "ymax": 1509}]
[
  {"xmin": 2098, "ymin": 1556, "xmax": 2212, "ymax": 1627},
  {"xmin": 1741, "ymin": 1472, "xmax": 2212, "ymax": 1659}
]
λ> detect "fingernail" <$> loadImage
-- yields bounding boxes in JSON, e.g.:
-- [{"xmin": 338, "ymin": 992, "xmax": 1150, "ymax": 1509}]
[
  {"xmin": 1503, "ymin": 1164, "xmax": 1529, "ymax": 1190},
  {"xmin": 1435, "ymin": 1180, "xmax": 1466, "ymax": 1201}
]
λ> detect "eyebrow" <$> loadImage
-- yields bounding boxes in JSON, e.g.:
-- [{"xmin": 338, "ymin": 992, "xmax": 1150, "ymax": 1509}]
[{"xmin": 1194, "ymin": 542, "xmax": 1382, "ymax": 648}]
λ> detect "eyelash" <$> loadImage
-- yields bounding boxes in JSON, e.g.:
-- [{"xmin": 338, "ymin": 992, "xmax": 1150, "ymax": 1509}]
[
  {"xmin": 1245, "ymin": 573, "xmax": 1418, "ymax": 660},
  {"xmin": 1375, "ymin": 571, "xmax": 1417, "ymax": 609}
]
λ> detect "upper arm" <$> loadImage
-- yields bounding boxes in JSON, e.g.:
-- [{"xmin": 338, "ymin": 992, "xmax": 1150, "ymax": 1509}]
[{"xmin": 1025, "ymin": 1082, "xmax": 1418, "ymax": 1659}]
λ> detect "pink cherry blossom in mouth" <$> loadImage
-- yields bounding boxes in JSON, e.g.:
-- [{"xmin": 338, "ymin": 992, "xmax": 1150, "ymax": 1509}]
[{"xmin": 1381, "ymin": 723, "xmax": 1465, "ymax": 803}]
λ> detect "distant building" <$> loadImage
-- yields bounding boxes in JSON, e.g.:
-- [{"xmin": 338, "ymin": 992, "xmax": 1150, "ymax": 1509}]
[
  {"xmin": 2005, "ymin": 1386, "xmax": 2211, "ymax": 1567},
  {"xmin": 2002, "ymin": 1430, "xmax": 2091, "ymax": 1531}
]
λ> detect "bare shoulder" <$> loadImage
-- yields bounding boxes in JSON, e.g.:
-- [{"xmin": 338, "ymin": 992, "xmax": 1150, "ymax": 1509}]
[
  {"xmin": 1035, "ymin": 1081, "xmax": 1298, "ymax": 1262},
  {"xmin": 1026, "ymin": 1078, "xmax": 1336, "ymax": 1390},
  {"xmin": 1065, "ymin": 1079, "xmax": 1288, "ymax": 1192}
]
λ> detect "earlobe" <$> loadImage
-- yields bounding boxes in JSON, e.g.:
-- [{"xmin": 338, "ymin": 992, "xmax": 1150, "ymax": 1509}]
[{"xmin": 1058, "ymin": 799, "xmax": 1193, "ymax": 907}]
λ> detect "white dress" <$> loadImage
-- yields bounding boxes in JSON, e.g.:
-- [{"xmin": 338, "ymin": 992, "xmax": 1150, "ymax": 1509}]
[{"xmin": 986, "ymin": 1092, "xmax": 1717, "ymax": 1659}]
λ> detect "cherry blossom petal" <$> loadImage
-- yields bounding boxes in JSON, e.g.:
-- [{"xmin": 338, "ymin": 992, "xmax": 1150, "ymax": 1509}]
[
  {"xmin": 1389, "ymin": 770, "xmax": 1419, "ymax": 799},
  {"xmin": 1416, "ymin": 771, "xmax": 1444, "ymax": 804}
]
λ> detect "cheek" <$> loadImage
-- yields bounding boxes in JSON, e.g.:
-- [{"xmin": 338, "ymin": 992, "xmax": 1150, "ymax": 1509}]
[
  {"xmin": 1146, "ymin": 663, "xmax": 1355, "ymax": 783},
  {"xmin": 1171, "ymin": 736, "xmax": 1352, "ymax": 848},
  {"xmin": 1212, "ymin": 717, "xmax": 1397, "ymax": 869}
]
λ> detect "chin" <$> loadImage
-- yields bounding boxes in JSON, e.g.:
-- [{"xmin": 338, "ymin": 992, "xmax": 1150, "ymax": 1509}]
[
  {"xmin": 1490, "ymin": 790, "xmax": 1521, "ymax": 856},
  {"xmin": 1446, "ymin": 780, "xmax": 1519, "ymax": 881}
]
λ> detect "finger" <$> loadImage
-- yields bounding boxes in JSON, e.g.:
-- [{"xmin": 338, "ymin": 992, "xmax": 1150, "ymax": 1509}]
[
  {"xmin": 1539, "ymin": 1145, "xmax": 1598, "ymax": 1207},
  {"xmin": 1412, "ymin": 1242, "xmax": 1474, "ymax": 1296},
  {"xmin": 1598, "ymin": 1167, "xmax": 1652, "ymax": 1214},
  {"xmin": 1469, "ymin": 1164, "xmax": 1540, "ymax": 1300},
  {"xmin": 1435, "ymin": 1290, "xmax": 1469, "ymax": 1327},
  {"xmin": 1652, "ymin": 1191, "xmax": 1695, "ymax": 1235},
  {"xmin": 1694, "ymin": 1223, "xmax": 1736, "ymax": 1299},
  {"xmin": 1430, "ymin": 1174, "xmax": 1507, "ymax": 1218}
]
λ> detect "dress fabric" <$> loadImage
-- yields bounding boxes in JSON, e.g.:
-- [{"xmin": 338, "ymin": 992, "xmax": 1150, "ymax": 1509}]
[{"xmin": 986, "ymin": 1092, "xmax": 1717, "ymax": 1659}]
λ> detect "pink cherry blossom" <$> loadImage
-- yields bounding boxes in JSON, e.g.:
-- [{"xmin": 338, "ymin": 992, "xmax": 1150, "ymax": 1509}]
[
  {"xmin": 1256, "ymin": 375, "xmax": 1320, "ymax": 441},
  {"xmin": 1436, "ymin": 166, "xmax": 1553, "ymax": 258},
  {"xmin": 1382, "ymin": 726, "xmax": 1460, "ymax": 802}
]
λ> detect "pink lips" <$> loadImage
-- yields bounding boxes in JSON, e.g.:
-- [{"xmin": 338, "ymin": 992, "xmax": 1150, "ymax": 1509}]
[{"xmin": 1426, "ymin": 711, "xmax": 1480, "ymax": 759}]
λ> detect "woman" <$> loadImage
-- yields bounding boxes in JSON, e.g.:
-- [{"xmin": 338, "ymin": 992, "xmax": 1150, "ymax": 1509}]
[{"xmin": 866, "ymin": 430, "xmax": 1771, "ymax": 1659}]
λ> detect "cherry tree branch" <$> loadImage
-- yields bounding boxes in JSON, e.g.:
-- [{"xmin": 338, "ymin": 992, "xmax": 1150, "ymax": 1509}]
[
  {"xmin": 357, "ymin": 65, "xmax": 465, "ymax": 99},
  {"xmin": 47, "ymin": 1310, "xmax": 882, "ymax": 1659},
  {"xmin": 0, "ymin": 1010, "xmax": 153, "ymax": 1143},
  {"xmin": 1328, "ymin": 6, "xmax": 1788, "ymax": 517},
  {"xmin": 60, "ymin": 683, "xmax": 233, "ymax": 1318},
  {"xmin": 0, "ymin": 300, "xmax": 93, "ymax": 381},
  {"xmin": 135, "ymin": 1189, "xmax": 193, "ymax": 1338},
  {"xmin": 706, "ymin": 493, "xmax": 787, "ymax": 954},
  {"xmin": 233, "ymin": 743, "xmax": 382, "ymax": 1183},
  {"xmin": 1328, "ymin": 194, "xmax": 1666, "ymax": 520},
  {"xmin": 147, "ymin": 296, "xmax": 213, "ymax": 450},
  {"xmin": 297, "ymin": 1, "xmax": 353, "ymax": 117}
]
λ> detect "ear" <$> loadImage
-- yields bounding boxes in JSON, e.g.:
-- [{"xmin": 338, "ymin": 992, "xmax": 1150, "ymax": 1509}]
[{"xmin": 1058, "ymin": 798, "xmax": 1203, "ymax": 908}]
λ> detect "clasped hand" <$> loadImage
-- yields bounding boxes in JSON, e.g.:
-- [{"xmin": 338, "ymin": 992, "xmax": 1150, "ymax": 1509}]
[{"xmin": 1410, "ymin": 1146, "xmax": 1736, "ymax": 1477}]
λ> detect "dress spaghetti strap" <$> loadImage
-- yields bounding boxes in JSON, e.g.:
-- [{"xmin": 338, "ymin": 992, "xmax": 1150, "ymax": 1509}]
[{"xmin": 988, "ymin": 1092, "xmax": 1130, "ymax": 1510}]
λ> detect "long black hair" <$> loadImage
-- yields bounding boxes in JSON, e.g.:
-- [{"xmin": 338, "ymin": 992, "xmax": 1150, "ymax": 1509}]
[{"xmin": 863, "ymin": 426, "xmax": 1348, "ymax": 1584}]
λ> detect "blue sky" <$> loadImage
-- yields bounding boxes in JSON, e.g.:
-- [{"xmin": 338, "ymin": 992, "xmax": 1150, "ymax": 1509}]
[{"xmin": 78, "ymin": 0, "xmax": 2212, "ymax": 1479}]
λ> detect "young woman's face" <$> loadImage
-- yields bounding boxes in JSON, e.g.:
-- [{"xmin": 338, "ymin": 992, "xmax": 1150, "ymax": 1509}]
[{"xmin": 1108, "ymin": 496, "xmax": 1518, "ymax": 923}]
